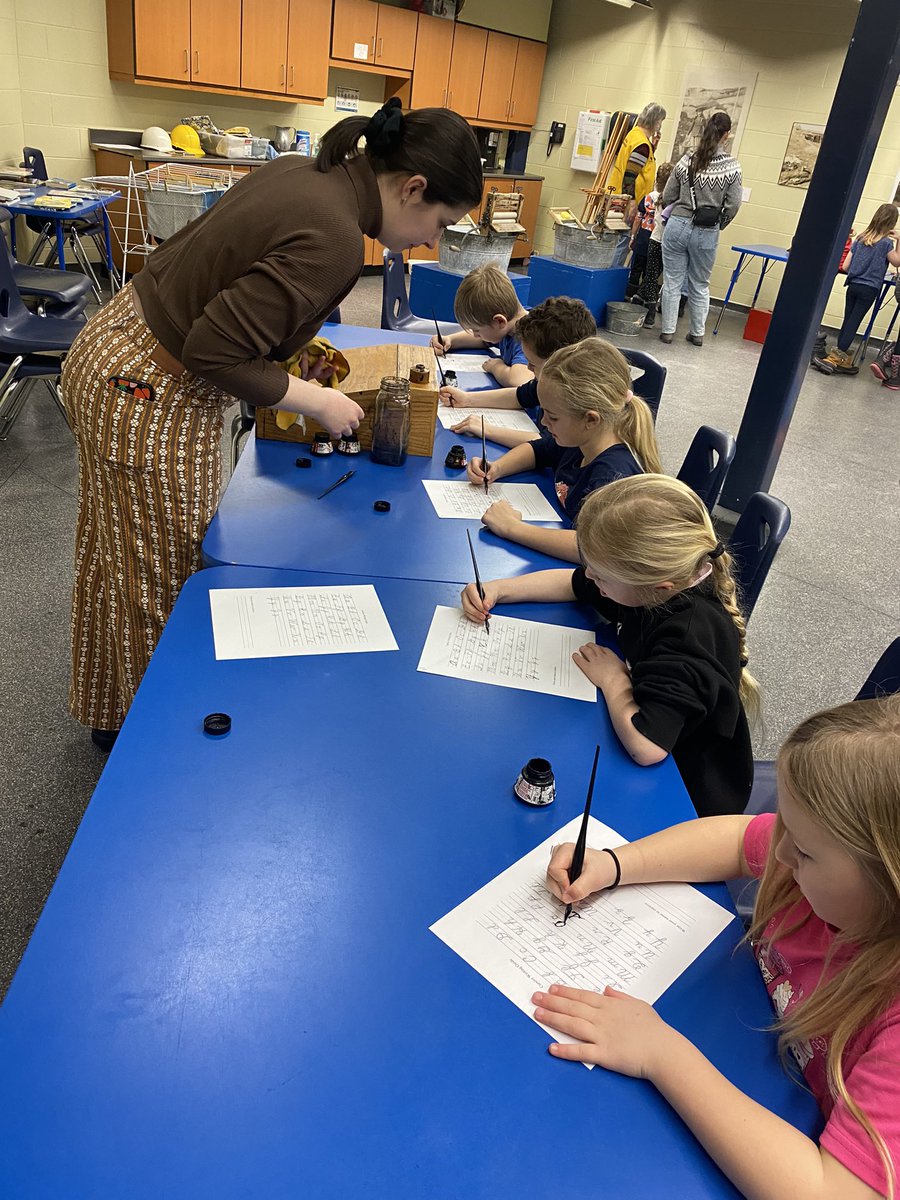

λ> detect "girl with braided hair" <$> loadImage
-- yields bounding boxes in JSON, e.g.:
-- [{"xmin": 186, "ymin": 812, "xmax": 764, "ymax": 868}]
[{"xmin": 460, "ymin": 474, "xmax": 756, "ymax": 816}]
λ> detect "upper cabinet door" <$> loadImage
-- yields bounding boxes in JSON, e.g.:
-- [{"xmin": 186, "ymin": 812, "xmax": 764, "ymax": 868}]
[
  {"xmin": 476, "ymin": 31, "xmax": 518, "ymax": 124},
  {"xmin": 509, "ymin": 38, "xmax": 546, "ymax": 128},
  {"xmin": 447, "ymin": 23, "xmax": 487, "ymax": 120},
  {"xmin": 374, "ymin": 4, "xmax": 417, "ymax": 71},
  {"xmin": 241, "ymin": 0, "xmax": 290, "ymax": 93},
  {"xmin": 410, "ymin": 14, "xmax": 453, "ymax": 108},
  {"xmin": 190, "ymin": 0, "xmax": 241, "ymax": 88},
  {"xmin": 287, "ymin": 0, "xmax": 330, "ymax": 99},
  {"xmin": 332, "ymin": 0, "xmax": 378, "ymax": 64},
  {"xmin": 135, "ymin": 0, "xmax": 190, "ymax": 81}
]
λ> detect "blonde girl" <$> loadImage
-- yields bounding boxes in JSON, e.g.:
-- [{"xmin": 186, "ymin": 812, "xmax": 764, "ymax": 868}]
[
  {"xmin": 462, "ymin": 475, "xmax": 756, "ymax": 816},
  {"xmin": 536, "ymin": 695, "xmax": 900, "ymax": 1200},
  {"xmin": 467, "ymin": 337, "xmax": 661, "ymax": 563}
]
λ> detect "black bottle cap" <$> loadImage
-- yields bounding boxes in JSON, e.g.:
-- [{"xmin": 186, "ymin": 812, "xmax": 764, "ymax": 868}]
[
  {"xmin": 204, "ymin": 712, "xmax": 231, "ymax": 736},
  {"xmin": 295, "ymin": 457, "xmax": 311, "ymax": 468},
  {"xmin": 374, "ymin": 499, "xmax": 391, "ymax": 512},
  {"xmin": 522, "ymin": 757, "xmax": 553, "ymax": 785}
]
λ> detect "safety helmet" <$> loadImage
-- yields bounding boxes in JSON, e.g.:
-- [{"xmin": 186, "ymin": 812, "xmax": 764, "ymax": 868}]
[
  {"xmin": 170, "ymin": 124, "xmax": 204, "ymax": 157},
  {"xmin": 140, "ymin": 126, "xmax": 174, "ymax": 153}
]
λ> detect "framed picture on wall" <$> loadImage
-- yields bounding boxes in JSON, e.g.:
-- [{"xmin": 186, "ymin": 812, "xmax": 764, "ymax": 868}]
[
  {"xmin": 668, "ymin": 67, "xmax": 758, "ymax": 165},
  {"xmin": 778, "ymin": 123, "xmax": 825, "ymax": 189}
]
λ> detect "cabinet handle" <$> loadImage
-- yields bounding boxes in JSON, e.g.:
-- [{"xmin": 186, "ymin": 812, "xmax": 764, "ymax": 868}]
[
  {"xmin": 447, "ymin": 90, "xmax": 453, "ymax": 109},
  {"xmin": 183, "ymin": 49, "xmax": 188, "ymax": 74},
  {"xmin": 370, "ymin": 35, "xmax": 376, "ymax": 58},
  {"xmin": 510, "ymin": 99, "xmax": 516, "ymax": 118},
  {"xmin": 441, "ymin": 88, "xmax": 446, "ymax": 106},
  {"xmin": 280, "ymin": 63, "xmax": 286, "ymax": 85},
  {"xmin": 290, "ymin": 65, "xmax": 294, "ymax": 89},
  {"xmin": 194, "ymin": 49, "xmax": 199, "ymax": 75},
  {"xmin": 378, "ymin": 36, "xmax": 383, "ymax": 59}
]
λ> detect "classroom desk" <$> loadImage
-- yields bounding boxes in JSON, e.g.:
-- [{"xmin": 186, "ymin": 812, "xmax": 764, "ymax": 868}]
[
  {"xmin": 203, "ymin": 323, "xmax": 566, "ymax": 584},
  {"xmin": 853, "ymin": 270, "xmax": 900, "ymax": 365},
  {"xmin": 713, "ymin": 244, "xmax": 789, "ymax": 335},
  {"xmin": 0, "ymin": 565, "xmax": 819, "ymax": 1198},
  {"xmin": 5, "ymin": 185, "xmax": 120, "ymax": 288}
]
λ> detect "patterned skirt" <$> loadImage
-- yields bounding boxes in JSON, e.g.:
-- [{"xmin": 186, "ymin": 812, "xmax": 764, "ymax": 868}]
[{"xmin": 60, "ymin": 284, "xmax": 228, "ymax": 730}]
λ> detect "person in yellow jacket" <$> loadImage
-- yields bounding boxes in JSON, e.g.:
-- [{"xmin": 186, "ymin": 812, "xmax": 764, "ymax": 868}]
[{"xmin": 608, "ymin": 102, "xmax": 667, "ymax": 267}]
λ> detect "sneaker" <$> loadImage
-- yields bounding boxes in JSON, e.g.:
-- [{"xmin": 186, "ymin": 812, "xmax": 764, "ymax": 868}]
[
  {"xmin": 832, "ymin": 350, "xmax": 859, "ymax": 376},
  {"xmin": 882, "ymin": 379, "xmax": 900, "ymax": 391},
  {"xmin": 659, "ymin": 332, "xmax": 674, "ymax": 344},
  {"xmin": 811, "ymin": 355, "xmax": 835, "ymax": 375},
  {"xmin": 870, "ymin": 361, "xmax": 887, "ymax": 381},
  {"xmin": 686, "ymin": 334, "xmax": 703, "ymax": 347}
]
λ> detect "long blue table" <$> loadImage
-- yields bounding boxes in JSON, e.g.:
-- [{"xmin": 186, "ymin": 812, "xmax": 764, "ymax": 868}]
[
  {"xmin": 0, "ymin": 565, "xmax": 819, "ymax": 1197},
  {"xmin": 204, "ymin": 324, "xmax": 566, "ymax": 582}
]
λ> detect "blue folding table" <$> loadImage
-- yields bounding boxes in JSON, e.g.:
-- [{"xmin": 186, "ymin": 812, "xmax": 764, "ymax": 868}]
[
  {"xmin": 713, "ymin": 244, "xmax": 789, "ymax": 335},
  {"xmin": 0, "ymin": 565, "xmax": 819, "ymax": 1198},
  {"xmin": 5, "ymin": 185, "xmax": 120, "ymax": 300}
]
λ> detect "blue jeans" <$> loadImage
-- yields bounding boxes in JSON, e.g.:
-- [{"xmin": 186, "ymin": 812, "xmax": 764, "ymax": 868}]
[
  {"xmin": 660, "ymin": 216, "xmax": 720, "ymax": 337},
  {"xmin": 611, "ymin": 231, "xmax": 631, "ymax": 267}
]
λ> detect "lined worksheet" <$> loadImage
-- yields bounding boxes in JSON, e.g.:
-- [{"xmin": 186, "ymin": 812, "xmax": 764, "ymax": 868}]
[
  {"xmin": 209, "ymin": 585, "xmax": 398, "ymax": 660},
  {"xmin": 417, "ymin": 606, "xmax": 596, "ymax": 701},
  {"xmin": 431, "ymin": 815, "xmax": 734, "ymax": 1065},
  {"xmin": 436, "ymin": 407, "xmax": 540, "ymax": 434},
  {"xmin": 422, "ymin": 480, "xmax": 561, "ymax": 521},
  {"xmin": 434, "ymin": 353, "xmax": 497, "ymax": 373}
]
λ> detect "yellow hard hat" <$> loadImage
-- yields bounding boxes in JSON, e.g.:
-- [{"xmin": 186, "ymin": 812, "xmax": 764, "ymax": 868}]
[{"xmin": 170, "ymin": 123, "xmax": 204, "ymax": 156}]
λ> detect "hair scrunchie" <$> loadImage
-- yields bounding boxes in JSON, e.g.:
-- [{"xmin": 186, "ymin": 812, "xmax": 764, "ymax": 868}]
[
  {"xmin": 364, "ymin": 97, "xmax": 405, "ymax": 156},
  {"xmin": 708, "ymin": 541, "xmax": 726, "ymax": 560}
]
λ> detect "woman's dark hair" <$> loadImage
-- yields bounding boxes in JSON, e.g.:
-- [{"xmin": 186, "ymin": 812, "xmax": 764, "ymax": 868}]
[
  {"xmin": 692, "ymin": 110, "xmax": 732, "ymax": 174},
  {"xmin": 316, "ymin": 100, "xmax": 483, "ymax": 210}
]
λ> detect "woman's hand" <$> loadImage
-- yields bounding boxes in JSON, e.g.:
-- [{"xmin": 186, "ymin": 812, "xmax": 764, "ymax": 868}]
[
  {"xmin": 431, "ymin": 333, "xmax": 453, "ymax": 355},
  {"xmin": 532, "ymin": 984, "xmax": 673, "ymax": 1078},
  {"xmin": 572, "ymin": 643, "xmax": 630, "ymax": 690},
  {"xmin": 466, "ymin": 455, "xmax": 498, "ymax": 487},
  {"xmin": 298, "ymin": 349, "xmax": 337, "ymax": 384},
  {"xmin": 481, "ymin": 499, "xmax": 522, "ymax": 537},
  {"xmin": 439, "ymin": 386, "xmax": 468, "ymax": 408},
  {"xmin": 307, "ymin": 388, "xmax": 364, "ymax": 438},
  {"xmin": 546, "ymin": 843, "xmax": 619, "ymax": 903},
  {"xmin": 460, "ymin": 579, "xmax": 502, "ymax": 623}
]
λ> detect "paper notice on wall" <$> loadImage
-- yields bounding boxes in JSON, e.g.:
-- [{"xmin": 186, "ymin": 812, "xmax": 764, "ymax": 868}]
[
  {"xmin": 335, "ymin": 86, "xmax": 360, "ymax": 112},
  {"xmin": 571, "ymin": 110, "xmax": 609, "ymax": 174},
  {"xmin": 353, "ymin": 42, "xmax": 369, "ymax": 60}
]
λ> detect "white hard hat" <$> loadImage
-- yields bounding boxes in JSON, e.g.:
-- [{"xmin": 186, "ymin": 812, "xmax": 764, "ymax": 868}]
[{"xmin": 141, "ymin": 126, "xmax": 173, "ymax": 153}]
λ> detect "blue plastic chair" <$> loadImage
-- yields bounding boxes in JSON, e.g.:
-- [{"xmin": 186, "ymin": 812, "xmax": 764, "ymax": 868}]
[
  {"xmin": 619, "ymin": 346, "xmax": 666, "ymax": 421},
  {"xmin": 676, "ymin": 425, "xmax": 737, "ymax": 512},
  {"xmin": 1, "ymin": 206, "xmax": 91, "ymax": 319},
  {"xmin": 381, "ymin": 251, "xmax": 439, "ymax": 336},
  {"xmin": 729, "ymin": 492, "xmax": 791, "ymax": 619},
  {"xmin": 0, "ymin": 236, "xmax": 86, "ymax": 440}
]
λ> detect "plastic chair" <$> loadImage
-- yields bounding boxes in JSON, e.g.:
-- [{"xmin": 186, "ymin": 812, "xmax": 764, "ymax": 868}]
[
  {"xmin": 676, "ymin": 425, "xmax": 736, "ymax": 512},
  {"xmin": 229, "ymin": 307, "xmax": 343, "ymax": 472},
  {"xmin": 619, "ymin": 347, "xmax": 667, "ymax": 421},
  {"xmin": 0, "ymin": 238, "xmax": 85, "ymax": 440},
  {"xmin": 380, "ymin": 250, "xmax": 466, "ymax": 339},
  {"xmin": 1, "ymin": 207, "xmax": 91, "ymax": 319},
  {"xmin": 729, "ymin": 492, "xmax": 791, "ymax": 619}
]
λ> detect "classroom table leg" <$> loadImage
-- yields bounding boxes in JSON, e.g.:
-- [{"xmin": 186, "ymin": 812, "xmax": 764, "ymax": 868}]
[
  {"xmin": 53, "ymin": 218, "xmax": 66, "ymax": 272},
  {"xmin": 750, "ymin": 259, "xmax": 775, "ymax": 311},
  {"xmin": 713, "ymin": 251, "xmax": 749, "ymax": 335},
  {"xmin": 852, "ymin": 277, "xmax": 894, "ymax": 366}
]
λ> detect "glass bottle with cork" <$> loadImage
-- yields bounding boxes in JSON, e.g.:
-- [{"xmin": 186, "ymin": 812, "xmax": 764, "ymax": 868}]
[{"xmin": 370, "ymin": 374, "xmax": 410, "ymax": 466}]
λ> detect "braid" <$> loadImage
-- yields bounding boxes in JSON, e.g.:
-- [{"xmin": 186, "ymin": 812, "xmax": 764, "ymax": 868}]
[{"xmin": 710, "ymin": 552, "xmax": 761, "ymax": 721}]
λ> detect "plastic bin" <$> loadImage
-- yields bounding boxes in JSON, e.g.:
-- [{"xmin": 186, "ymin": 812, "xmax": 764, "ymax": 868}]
[
  {"xmin": 438, "ymin": 228, "xmax": 516, "ymax": 276},
  {"xmin": 527, "ymin": 256, "xmax": 629, "ymax": 325},
  {"xmin": 743, "ymin": 308, "xmax": 772, "ymax": 344}
]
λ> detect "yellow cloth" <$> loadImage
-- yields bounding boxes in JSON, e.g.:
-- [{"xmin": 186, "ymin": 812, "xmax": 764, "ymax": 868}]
[
  {"xmin": 608, "ymin": 124, "xmax": 657, "ymax": 209},
  {"xmin": 275, "ymin": 338, "xmax": 350, "ymax": 430}
]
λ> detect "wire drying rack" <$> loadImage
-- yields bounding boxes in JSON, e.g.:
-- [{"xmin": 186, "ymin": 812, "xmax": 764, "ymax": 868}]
[{"xmin": 83, "ymin": 162, "xmax": 242, "ymax": 284}]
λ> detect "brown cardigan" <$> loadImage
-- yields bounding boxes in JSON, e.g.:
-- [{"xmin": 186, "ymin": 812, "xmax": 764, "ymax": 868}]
[{"xmin": 132, "ymin": 154, "xmax": 382, "ymax": 407}]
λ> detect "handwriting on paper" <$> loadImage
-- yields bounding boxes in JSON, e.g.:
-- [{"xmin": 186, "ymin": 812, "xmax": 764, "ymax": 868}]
[
  {"xmin": 437, "ymin": 407, "xmax": 539, "ymax": 434},
  {"xmin": 422, "ymin": 480, "xmax": 562, "ymax": 522}
]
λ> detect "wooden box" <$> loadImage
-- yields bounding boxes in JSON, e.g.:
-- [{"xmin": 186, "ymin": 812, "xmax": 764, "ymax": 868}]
[{"xmin": 256, "ymin": 343, "xmax": 439, "ymax": 457}]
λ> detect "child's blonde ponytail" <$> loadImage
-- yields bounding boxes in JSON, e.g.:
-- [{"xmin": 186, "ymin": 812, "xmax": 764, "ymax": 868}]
[{"xmin": 619, "ymin": 392, "xmax": 662, "ymax": 474}]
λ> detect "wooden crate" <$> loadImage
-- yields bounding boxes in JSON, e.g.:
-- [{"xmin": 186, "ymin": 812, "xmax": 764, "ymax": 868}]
[{"xmin": 256, "ymin": 342, "xmax": 439, "ymax": 457}]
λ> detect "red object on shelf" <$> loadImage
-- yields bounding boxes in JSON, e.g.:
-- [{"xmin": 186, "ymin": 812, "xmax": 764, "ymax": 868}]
[{"xmin": 743, "ymin": 307, "xmax": 772, "ymax": 344}]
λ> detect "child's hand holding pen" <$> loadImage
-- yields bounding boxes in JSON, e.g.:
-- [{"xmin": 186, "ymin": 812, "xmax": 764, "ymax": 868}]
[
  {"xmin": 439, "ymin": 386, "xmax": 468, "ymax": 407},
  {"xmin": 545, "ymin": 843, "xmax": 619, "ymax": 904},
  {"xmin": 466, "ymin": 455, "xmax": 497, "ymax": 487},
  {"xmin": 430, "ymin": 332, "xmax": 453, "ymax": 355},
  {"xmin": 460, "ymin": 579, "xmax": 501, "ymax": 624}
]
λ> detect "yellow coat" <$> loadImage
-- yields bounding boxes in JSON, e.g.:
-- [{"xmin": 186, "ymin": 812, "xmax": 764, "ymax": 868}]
[{"xmin": 607, "ymin": 124, "xmax": 657, "ymax": 208}]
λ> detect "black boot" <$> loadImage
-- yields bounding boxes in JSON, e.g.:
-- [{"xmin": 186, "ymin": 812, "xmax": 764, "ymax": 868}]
[{"xmin": 91, "ymin": 728, "xmax": 119, "ymax": 753}]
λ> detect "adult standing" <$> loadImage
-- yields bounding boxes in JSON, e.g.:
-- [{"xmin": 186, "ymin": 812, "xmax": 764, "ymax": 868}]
[
  {"xmin": 658, "ymin": 111, "xmax": 743, "ymax": 346},
  {"xmin": 607, "ymin": 102, "xmax": 667, "ymax": 267},
  {"xmin": 61, "ymin": 101, "xmax": 482, "ymax": 750}
]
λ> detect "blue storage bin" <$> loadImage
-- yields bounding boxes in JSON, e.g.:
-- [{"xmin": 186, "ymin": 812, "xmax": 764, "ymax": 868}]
[
  {"xmin": 409, "ymin": 261, "xmax": 531, "ymax": 325},
  {"xmin": 526, "ymin": 257, "xmax": 629, "ymax": 325}
]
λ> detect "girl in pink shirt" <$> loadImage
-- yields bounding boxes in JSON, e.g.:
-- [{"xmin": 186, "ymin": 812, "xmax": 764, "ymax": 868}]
[{"xmin": 535, "ymin": 695, "xmax": 900, "ymax": 1199}]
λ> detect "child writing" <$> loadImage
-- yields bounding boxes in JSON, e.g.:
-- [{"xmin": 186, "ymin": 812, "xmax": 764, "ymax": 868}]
[
  {"xmin": 466, "ymin": 338, "xmax": 660, "ymax": 563},
  {"xmin": 429, "ymin": 263, "xmax": 532, "ymax": 389},
  {"xmin": 815, "ymin": 203, "xmax": 900, "ymax": 375},
  {"xmin": 462, "ymin": 475, "xmax": 755, "ymax": 816},
  {"xmin": 444, "ymin": 296, "xmax": 597, "ymax": 449},
  {"xmin": 636, "ymin": 161, "xmax": 673, "ymax": 327},
  {"xmin": 535, "ymin": 695, "xmax": 900, "ymax": 1200}
]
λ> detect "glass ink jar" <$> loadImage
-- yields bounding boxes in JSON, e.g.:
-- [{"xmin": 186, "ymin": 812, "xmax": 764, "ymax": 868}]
[
  {"xmin": 370, "ymin": 375, "xmax": 410, "ymax": 466},
  {"xmin": 310, "ymin": 431, "xmax": 334, "ymax": 456},
  {"xmin": 513, "ymin": 758, "xmax": 556, "ymax": 806}
]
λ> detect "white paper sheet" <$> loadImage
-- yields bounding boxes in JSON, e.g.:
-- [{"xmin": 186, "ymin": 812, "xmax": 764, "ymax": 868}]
[
  {"xmin": 422, "ymin": 480, "xmax": 561, "ymax": 522},
  {"xmin": 209, "ymin": 585, "xmax": 398, "ymax": 660},
  {"xmin": 435, "ymin": 353, "xmax": 498, "ymax": 373},
  {"xmin": 436, "ymin": 407, "xmax": 540, "ymax": 434},
  {"xmin": 431, "ymin": 815, "xmax": 734, "ymax": 1064},
  {"xmin": 417, "ymin": 606, "xmax": 596, "ymax": 701}
]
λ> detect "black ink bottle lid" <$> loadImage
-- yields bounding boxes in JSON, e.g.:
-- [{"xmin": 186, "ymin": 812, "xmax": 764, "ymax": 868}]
[{"xmin": 513, "ymin": 757, "xmax": 556, "ymax": 806}]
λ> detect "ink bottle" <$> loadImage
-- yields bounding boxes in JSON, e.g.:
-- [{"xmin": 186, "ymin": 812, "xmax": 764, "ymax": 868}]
[
  {"xmin": 370, "ymin": 375, "xmax": 410, "ymax": 466},
  {"xmin": 513, "ymin": 758, "xmax": 556, "ymax": 806},
  {"xmin": 310, "ymin": 431, "xmax": 334, "ymax": 456}
]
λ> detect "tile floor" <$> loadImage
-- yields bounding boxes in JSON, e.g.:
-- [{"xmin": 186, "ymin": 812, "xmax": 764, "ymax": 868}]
[{"xmin": 1, "ymin": 271, "xmax": 898, "ymax": 999}]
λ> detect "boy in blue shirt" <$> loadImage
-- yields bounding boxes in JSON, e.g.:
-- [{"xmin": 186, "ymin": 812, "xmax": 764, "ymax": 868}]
[{"xmin": 430, "ymin": 264, "xmax": 532, "ymax": 388}]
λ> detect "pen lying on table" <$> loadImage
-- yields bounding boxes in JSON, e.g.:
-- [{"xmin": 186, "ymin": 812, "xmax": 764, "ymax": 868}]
[{"xmin": 317, "ymin": 470, "xmax": 355, "ymax": 499}]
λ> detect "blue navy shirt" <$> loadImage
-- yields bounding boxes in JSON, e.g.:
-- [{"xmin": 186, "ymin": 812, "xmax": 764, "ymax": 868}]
[
  {"xmin": 515, "ymin": 377, "xmax": 540, "ymax": 420},
  {"xmin": 531, "ymin": 436, "xmax": 643, "ymax": 520},
  {"xmin": 846, "ymin": 237, "xmax": 893, "ymax": 290}
]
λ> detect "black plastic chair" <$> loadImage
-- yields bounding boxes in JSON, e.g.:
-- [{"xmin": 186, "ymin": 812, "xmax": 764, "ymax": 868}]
[
  {"xmin": 0, "ymin": 237, "xmax": 85, "ymax": 440},
  {"xmin": 1, "ymin": 207, "xmax": 91, "ymax": 319},
  {"xmin": 729, "ymin": 492, "xmax": 791, "ymax": 619},
  {"xmin": 676, "ymin": 425, "xmax": 736, "ymax": 512},
  {"xmin": 229, "ymin": 307, "xmax": 343, "ymax": 472},
  {"xmin": 619, "ymin": 346, "xmax": 667, "ymax": 422}
]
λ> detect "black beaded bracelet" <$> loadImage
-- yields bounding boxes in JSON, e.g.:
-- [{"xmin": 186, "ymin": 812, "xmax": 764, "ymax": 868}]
[{"xmin": 601, "ymin": 847, "xmax": 622, "ymax": 890}]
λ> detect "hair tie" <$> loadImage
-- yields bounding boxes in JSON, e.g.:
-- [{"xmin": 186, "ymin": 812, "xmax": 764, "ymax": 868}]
[
  {"xmin": 364, "ymin": 98, "xmax": 405, "ymax": 156},
  {"xmin": 708, "ymin": 541, "xmax": 726, "ymax": 560},
  {"xmin": 624, "ymin": 389, "xmax": 634, "ymax": 405}
]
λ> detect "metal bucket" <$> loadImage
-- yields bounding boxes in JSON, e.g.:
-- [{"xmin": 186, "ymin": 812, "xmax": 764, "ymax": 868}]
[
  {"xmin": 605, "ymin": 301, "xmax": 645, "ymax": 335},
  {"xmin": 438, "ymin": 228, "xmax": 515, "ymax": 276},
  {"xmin": 552, "ymin": 224, "xmax": 618, "ymax": 268}
]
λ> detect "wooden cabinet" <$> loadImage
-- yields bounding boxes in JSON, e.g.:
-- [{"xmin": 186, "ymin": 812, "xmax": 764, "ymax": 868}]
[
  {"xmin": 190, "ymin": 0, "xmax": 240, "ymax": 88},
  {"xmin": 410, "ymin": 13, "xmax": 453, "ymax": 108},
  {"xmin": 477, "ymin": 31, "xmax": 519, "ymax": 124},
  {"xmin": 513, "ymin": 178, "xmax": 542, "ymax": 259},
  {"xmin": 287, "ymin": 0, "xmax": 331, "ymax": 99},
  {"xmin": 509, "ymin": 39, "xmax": 546, "ymax": 129},
  {"xmin": 134, "ymin": 0, "xmax": 190, "ymax": 81},
  {"xmin": 242, "ymin": 0, "xmax": 330, "ymax": 97},
  {"xmin": 446, "ymin": 23, "xmax": 487, "ymax": 120},
  {"xmin": 331, "ymin": 0, "xmax": 417, "ymax": 72}
]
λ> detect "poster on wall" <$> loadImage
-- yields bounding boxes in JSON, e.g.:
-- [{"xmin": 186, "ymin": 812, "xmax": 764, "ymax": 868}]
[
  {"xmin": 570, "ymin": 110, "xmax": 610, "ymax": 173},
  {"xmin": 668, "ymin": 68, "xmax": 757, "ymax": 165},
  {"xmin": 778, "ymin": 123, "xmax": 825, "ymax": 188}
]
